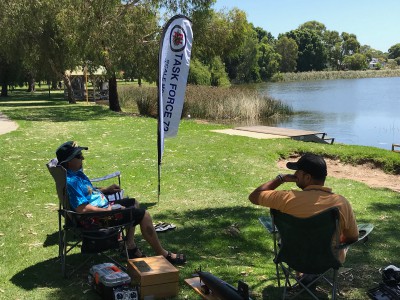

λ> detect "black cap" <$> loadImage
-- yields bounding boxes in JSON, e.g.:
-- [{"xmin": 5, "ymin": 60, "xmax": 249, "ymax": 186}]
[
  {"xmin": 56, "ymin": 141, "xmax": 88, "ymax": 164},
  {"xmin": 286, "ymin": 153, "xmax": 327, "ymax": 178}
]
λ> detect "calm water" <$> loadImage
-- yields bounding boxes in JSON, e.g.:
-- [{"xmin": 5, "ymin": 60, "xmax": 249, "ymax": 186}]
[{"xmin": 256, "ymin": 77, "xmax": 400, "ymax": 150}]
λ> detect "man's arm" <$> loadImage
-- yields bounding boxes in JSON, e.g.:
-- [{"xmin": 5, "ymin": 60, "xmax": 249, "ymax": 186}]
[
  {"xmin": 249, "ymin": 174, "xmax": 296, "ymax": 204},
  {"xmin": 99, "ymin": 183, "xmax": 121, "ymax": 195}
]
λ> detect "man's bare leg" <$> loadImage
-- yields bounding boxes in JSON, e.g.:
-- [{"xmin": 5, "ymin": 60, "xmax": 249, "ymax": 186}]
[{"xmin": 140, "ymin": 211, "xmax": 179, "ymax": 259}]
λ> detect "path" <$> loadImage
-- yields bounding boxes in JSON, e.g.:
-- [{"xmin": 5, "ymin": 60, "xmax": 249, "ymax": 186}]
[{"xmin": 0, "ymin": 112, "xmax": 18, "ymax": 135}]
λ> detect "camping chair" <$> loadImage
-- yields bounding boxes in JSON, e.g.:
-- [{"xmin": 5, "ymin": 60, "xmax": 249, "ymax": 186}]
[
  {"xmin": 46, "ymin": 158, "xmax": 138, "ymax": 278},
  {"xmin": 259, "ymin": 208, "xmax": 373, "ymax": 300}
]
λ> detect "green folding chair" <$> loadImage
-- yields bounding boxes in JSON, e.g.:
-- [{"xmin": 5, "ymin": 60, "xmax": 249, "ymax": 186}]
[{"xmin": 259, "ymin": 207, "xmax": 373, "ymax": 300}]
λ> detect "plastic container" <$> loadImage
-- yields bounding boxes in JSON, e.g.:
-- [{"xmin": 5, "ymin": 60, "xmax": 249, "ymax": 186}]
[{"xmin": 89, "ymin": 263, "xmax": 135, "ymax": 299}]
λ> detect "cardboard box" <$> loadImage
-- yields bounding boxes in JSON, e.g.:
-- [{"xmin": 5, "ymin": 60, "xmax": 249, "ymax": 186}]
[{"xmin": 127, "ymin": 256, "xmax": 179, "ymax": 300}]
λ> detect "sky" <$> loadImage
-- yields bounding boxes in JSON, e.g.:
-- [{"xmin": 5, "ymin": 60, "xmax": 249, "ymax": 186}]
[{"xmin": 212, "ymin": 0, "xmax": 400, "ymax": 53}]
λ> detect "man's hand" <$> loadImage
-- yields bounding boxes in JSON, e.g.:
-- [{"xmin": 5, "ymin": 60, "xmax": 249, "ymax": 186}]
[
  {"xmin": 101, "ymin": 184, "xmax": 121, "ymax": 195},
  {"xmin": 282, "ymin": 174, "xmax": 297, "ymax": 183},
  {"xmin": 249, "ymin": 173, "xmax": 296, "ymax": 204}
]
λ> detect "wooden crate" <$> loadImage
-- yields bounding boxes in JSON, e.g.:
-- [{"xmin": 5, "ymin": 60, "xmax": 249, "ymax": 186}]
[{"xmin": 127, "ymin": 256, "xmax": 179, "ymax": 300}]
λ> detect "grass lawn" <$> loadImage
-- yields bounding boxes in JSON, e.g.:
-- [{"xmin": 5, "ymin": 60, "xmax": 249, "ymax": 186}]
[{"xmin": 0, "ymin": 90, "xmax": 399, "ymax": 299}]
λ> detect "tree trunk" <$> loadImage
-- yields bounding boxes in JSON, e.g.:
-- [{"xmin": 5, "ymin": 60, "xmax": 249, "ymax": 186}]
[
  {"xmin": 108, "ymin": 74, "xmax": 121, "ymax": 112},
  {"xmin": 27, "ymin": 74, "xmax": 35, "ymax": 92},
  {"xmin": 1, "ymin": 83, "xmax": 8, "ymax": 97},
  {"xmin": 62, "ymin": 73, "xmax": 76, "ymax": 104},
  {"xmin": 51, "ymin": 80, "xmax": 58, "ymax": 90}
]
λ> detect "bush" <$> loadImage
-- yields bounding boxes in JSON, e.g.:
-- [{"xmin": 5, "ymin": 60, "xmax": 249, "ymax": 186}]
[
  {"xmin": 188, "ymin": 59, "xmax": 211, "ymax": 85},
  {"xmin": 210, "ymin": 56, "xmax": 230, "ymax": 87},
  {"xmin": 119, "ymin": 85, "xmax": 157, "ymax": 117}
]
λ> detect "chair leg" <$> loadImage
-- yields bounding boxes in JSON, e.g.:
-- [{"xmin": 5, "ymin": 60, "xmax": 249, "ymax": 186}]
[
  {"xmin": 120, "ymin": 228, "xmax": 129, "ymax": 261},
  {"xmin": 58, "ymin": 213, "xmax": 62, "ymax": 259},
  {"xmin": 332, "ymin": 269, "xmax": 338, "ymax": 300},
  {"xmin": 62, "ymin": 227, "xmax": 70, "ymax": 277},
  {"xmin": 275, "ymin": 262, "xmax": 281, "ymax": 287}
]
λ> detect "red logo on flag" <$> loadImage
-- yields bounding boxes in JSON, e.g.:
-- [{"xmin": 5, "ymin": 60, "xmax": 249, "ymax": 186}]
[
  {"xmin": 173, "ymin": 31, "xmax": 184, "ymax": 46},
  {"xmin": 170, "ymin": 25, "xmax": 186, "ymax": 52}
]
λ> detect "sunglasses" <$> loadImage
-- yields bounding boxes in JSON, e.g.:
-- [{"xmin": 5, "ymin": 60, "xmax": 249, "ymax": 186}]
[{"xmin": 74, "ymin": 153, "xmax": 84, "ymax": 160}]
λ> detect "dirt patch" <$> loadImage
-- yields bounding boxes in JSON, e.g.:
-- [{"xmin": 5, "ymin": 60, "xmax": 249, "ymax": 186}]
[{"xmin": 278, "ymin": 157, "xmax": 400, "ymax": 193}]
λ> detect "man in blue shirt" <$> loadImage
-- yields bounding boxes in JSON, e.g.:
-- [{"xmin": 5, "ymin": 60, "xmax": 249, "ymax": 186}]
[{"xmin": 56, "ymin": 141, "xmax": 186, "ymax": 264}]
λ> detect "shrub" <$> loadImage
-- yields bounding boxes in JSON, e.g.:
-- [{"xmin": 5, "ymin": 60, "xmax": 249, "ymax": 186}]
[
  {"xmin": 210, "ymin": 56, "xmax": 230, "ymax": 87},
  {"xmin": 188, "ymin": 59, "xmax": 211, "ymax": 85},
  {"xmin": 119, "ymin": 85, "xmax": 157, "ymax": 117}
]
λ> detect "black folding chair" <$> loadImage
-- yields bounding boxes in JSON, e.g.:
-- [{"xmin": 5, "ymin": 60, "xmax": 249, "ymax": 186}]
[{"xmin": 46, "ymin": 158, "xmax": 138, "ymax": 277}]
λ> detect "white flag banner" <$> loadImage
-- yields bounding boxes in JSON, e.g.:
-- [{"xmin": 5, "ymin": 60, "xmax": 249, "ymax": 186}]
[{"xmin": 157, "ymin": 15, "xmax": 193, "ymax": 198}]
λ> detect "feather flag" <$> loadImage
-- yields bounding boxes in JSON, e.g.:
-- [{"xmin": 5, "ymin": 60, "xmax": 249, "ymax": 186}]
[{"xmin": 157, "ymin": 15, "xmax": 193, "ymax": 198}]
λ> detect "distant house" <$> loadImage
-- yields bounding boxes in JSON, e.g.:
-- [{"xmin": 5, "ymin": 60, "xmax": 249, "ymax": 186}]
[
  {"xmin": 368, "ymin": 58, "xmax": 381, "ymax": 69},
  {"xmin": 65, "ymin": 66, "xmax": 108, "ymax": 101}
]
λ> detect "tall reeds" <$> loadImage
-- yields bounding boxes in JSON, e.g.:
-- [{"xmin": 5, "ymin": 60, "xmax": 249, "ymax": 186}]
[
  {"xmin": 272, "ymin": 69, "xmax": 400, "ymax": 82},
  {"xmin": 118, "ymin": 84, "xmax": 293, "ymax": 122}
]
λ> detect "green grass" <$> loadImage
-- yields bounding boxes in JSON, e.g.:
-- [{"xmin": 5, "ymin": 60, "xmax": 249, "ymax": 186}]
[{"xmin": 0, "ymin": 90, "xmax": 399, "ymax": 299}]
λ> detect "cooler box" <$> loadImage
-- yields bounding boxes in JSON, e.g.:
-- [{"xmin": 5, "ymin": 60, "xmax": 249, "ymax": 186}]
[
  {"xmin": 89, "ymin": 263, "xmax": 137, "ymax": 300},
  {"xmin": 127, "ymin": 256, "xmax": 179, "ymax": 300}
]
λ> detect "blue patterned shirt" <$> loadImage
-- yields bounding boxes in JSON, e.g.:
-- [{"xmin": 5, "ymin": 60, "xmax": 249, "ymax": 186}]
[{"xmin": 66, "ymin": 169, "xmax": 108, "ymax": 210}]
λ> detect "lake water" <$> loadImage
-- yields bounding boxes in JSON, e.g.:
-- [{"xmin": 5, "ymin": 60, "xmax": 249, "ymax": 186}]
[{"xmin": 256, "ymin": 77, "xmax": 400, "ymax": 150}]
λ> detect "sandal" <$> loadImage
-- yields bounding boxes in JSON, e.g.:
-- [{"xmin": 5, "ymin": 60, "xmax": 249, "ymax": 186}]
[
  {"xmin": 154, "ymin": 222, "xmax": 176, "ymax": 232},
  {"xmin": 165, "ymin": 251, "xmax": 186, "ymax": 265},
  {"xmin": 127, "ymin": 247, "xmax": 146, "ymax": 259}
]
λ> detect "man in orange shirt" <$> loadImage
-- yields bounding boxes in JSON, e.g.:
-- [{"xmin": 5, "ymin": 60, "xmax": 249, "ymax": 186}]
[{"xmin": 249, "ymin": 153, "xmax": 358, "ymax": 282}]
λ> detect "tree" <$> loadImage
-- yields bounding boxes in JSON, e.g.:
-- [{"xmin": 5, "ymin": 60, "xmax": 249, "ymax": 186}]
[
  {"xmin": 343, "ymin": 53, "xmax": 368, "ymax": 70},
  {"xmin": 222, "ymin": 9, "xmax": 260, "ymax": 83},
  {"xmin": 258, "ymin": 41, "xmax": 281, "ymax": 80},
  {"xmin": 341, "ymin": 32, "xmax": 360, "ymax": 55},
  {"xmin": 275, "ymin": 36, "xmax": 298, "ymax": 72},
  {"xmin": 191, "ymin": 7, "xmax": 260, "ymax": 83},
  {"xmin": 0, "ymin": 1, "xmax": 27, "ymax": 96},
  {"xmin": 388, "ymin": 43, "xmax": 400, "ymax": 59},
  {"xmin": 298, "ymin": 21, "xmax": 326, "ymax": 37},
  {"xmin": 286, "ymin": 29, "xmax": 327, "ymax": 71},
  {"xmin": 323, "ymin": 30, "xmax": 343, "ymax": 70},
  {"xmin": 65, "ymin": 0, "xmax": 214, "ymax": 112},
  {"xmin": 253, "ymin": 26, "xmax": 274, "ymax": 43},
  {"xmin": 360, "ymin": 45, "xmax": 386, "ymax": 65}
]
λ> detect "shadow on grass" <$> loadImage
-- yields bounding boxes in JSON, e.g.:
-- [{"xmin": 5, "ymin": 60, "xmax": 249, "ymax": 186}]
[
  {"xmin": 10, "ymin": 203, "xmax": 386, "ymax": 299},
  {"xmin": 4, "ymin": 104, "xmax": 116, "ymax": 122},
  {"xmin": 0, "ymin": 90, "xmax": 64, "ymax": 101},
  {"xmin": 10, "ymin": 254, "xmax": 114, "ymax": 299},
  {"xmin": 0, "ymin": 99, "xmax": 65, "ymax": 108},
  {"xmin": 1, "ymin": 90, "xmax": 116, "ymax": 123}
]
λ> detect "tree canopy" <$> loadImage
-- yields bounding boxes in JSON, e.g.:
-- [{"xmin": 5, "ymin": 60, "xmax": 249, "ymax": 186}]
[{"xmin": 1, "ymin": 1, "xmax": 397, "ymax": 107}]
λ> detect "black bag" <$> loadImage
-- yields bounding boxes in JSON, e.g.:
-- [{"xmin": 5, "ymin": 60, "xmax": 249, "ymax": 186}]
[
  {"xmin": 81, "ymin": 228, "xmax": 120, "ymax": 254},
  {"xmin": 383, "ymin": 265, "xmax": 400, "ymax": 286},
  {"xmin": 368, "ymin": 265, "xmax": 400, "ymax": 300}
]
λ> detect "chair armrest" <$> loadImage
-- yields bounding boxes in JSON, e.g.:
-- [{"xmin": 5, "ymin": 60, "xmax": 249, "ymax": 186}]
[
  {"xmin": 259, "ymin": 216, "xmax": 278, "ymax": 233},
  {"xmin": 338, "ymin": 223, "xmax": 374, "ymax": 249},
  {"xmin": 90, "ymin": 171, "xmax": 121, "ymax": 182},
  {"xmin": 61, "ymin": 206, "xmax": 134, "ymax": 218}
]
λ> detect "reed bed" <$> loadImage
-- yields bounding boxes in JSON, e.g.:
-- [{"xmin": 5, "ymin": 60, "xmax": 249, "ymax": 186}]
[
  {"xmin": 272, "ymin": 69, "xmax": 400, "ymax": 82},
  {"xmin": 118, "ymin": 84, "xmax": 293, "ymax": 122}
]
